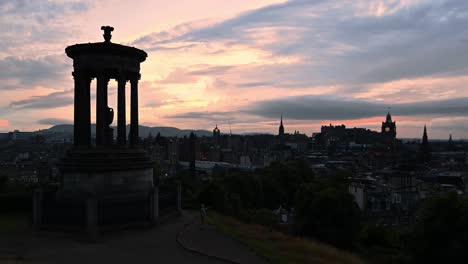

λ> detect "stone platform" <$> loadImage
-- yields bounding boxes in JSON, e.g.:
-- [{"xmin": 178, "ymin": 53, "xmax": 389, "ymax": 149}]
[{"xmin": 58, "ymin": 147, "xmax": 154, "ymax": 195}]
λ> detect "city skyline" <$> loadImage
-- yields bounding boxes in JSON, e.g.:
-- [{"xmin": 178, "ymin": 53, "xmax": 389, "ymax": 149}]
[{"xmin": 1, "ymin": 0, "xmax": 468, "ymax": 139}]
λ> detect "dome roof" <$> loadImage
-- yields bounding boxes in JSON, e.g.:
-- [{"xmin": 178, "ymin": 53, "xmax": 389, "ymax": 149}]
[{"xmin": 65, "ymin": 26, "xmax": 147, "ymax": 62}]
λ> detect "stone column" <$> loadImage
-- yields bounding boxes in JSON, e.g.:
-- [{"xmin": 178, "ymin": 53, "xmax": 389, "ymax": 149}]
[
  {"xmin": 117, "ymin": 76, "xmax": 127, "ymax": 145},
  {"xmin": 73, "ymin": 71, "xmax": 91, "ymax": 146},
  {"xmin": 130, "ymin": 77, "xmax": 139, "ymax": 145},
  {"xmin": 96, "ymin": 74, "xmax": 109, "ymax": 146}
]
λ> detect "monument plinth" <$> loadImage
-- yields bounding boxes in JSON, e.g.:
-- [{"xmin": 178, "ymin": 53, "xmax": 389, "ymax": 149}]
[{"xmin": 58, "ymin": 26, "xmax": 153, "ymax": 195}]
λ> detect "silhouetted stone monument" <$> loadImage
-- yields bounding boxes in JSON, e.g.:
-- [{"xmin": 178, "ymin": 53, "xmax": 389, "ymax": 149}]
[
  {"xmin": 60, "ymin": 26, "xmax": 153, "ymax": 191},
  {"xmin": 32, "ymin": 27, "xmax": 182, "ymax": 235},
  {"xmin": 47, "ymin": 27, "xmax": 156, "ymax": 234}
]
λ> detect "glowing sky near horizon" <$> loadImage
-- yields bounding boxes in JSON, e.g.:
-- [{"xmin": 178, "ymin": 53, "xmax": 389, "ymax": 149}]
[{"xmin": 1, "ymin": 0, "xmax": 468, "ymax": 139}]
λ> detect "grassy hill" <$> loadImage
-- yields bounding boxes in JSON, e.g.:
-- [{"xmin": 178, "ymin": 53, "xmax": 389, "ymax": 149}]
[{"xmin": 207, "ymin": 212, "xmax": 365, "ymax": 264}]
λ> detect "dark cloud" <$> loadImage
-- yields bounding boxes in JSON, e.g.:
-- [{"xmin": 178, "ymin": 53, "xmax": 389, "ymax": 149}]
[
  {"xmin": 10, "ymin": 90, "xmax": 73, "ymax": 109},
  {"xmin": 131, "ymin": 20, "xmax": 207, "ymax": 50},
  {"xmin": 146, "ymin": 43, "xmax": 198, "ymax": 52},
  {"xmin": 134, "ymin": 0, "xmax": 468, "ymax": 88},
  {"xmin": 0, "ymin": 1, "xmax": 90, "ymax": 55},
  {"xmin": 245, "ymin": 96, "xmax": 468, "ymax": 120},
  {"xmin": 38, "ymin": 118, "xmax": 72, "ymax": 125},
  {"xmin": 237, "ymin": 82, "xmax": 274, "ymax": 88},
  {"xmin": 0, "ymin": 55, "xmax": 69, "ymax": 88},
  {"xmin": 0, "ymin": 1, "xmax": 89, "ymax": 17},
  {"xmin": 144, "ymin": 101, "xmax": 162, "ymax": 108}
]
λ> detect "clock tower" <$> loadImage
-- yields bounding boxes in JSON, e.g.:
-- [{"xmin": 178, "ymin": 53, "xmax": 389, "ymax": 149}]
[{"xmin": 381, "ymin": 112, "xmax": 396, "ymax": 139}]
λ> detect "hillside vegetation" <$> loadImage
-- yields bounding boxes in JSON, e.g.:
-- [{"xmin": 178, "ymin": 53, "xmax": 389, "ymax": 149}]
[{"xmin": 208, "ymin": 212, "xmax": 365, "ymax": 264}]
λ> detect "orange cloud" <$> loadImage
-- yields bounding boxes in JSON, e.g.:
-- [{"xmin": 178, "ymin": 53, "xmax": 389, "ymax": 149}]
[{"xmin": 0, "ymin": 119, "xmax": 9, "ymax": 128}]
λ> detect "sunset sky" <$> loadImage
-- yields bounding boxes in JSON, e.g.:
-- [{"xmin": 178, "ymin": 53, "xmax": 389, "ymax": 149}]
[{"xmin": 1, "ymin": 0, "xmax": 468, "ymax": 139}]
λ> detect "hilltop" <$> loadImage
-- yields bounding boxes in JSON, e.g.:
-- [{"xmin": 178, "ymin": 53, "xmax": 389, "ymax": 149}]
[{"xmin": 40, "ymin": 124, "xmax": 212, "ymax": 138}]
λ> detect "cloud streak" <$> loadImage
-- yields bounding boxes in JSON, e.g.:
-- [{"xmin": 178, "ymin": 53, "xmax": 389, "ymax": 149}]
[
  {"xmin": 136, "ymin": 0, "xmax": 468, "ymax": 88},
  {"xmin": 10, "ymin": 90, "xmax": 73, "ymax": 109},
  {"xmin": 37, "ymin": 118, "xmax": 72, "ymax": 125},
  {"xmin": 245, "ymin": 96, "xmax": 468, "ymax": 120},
  {"xmin": 166, "ymin": 111, "xmax": 237, "ymax": 122},
  {"xmin": 0, "ymin": 55, "xmax": 69, "ymax": 89}
]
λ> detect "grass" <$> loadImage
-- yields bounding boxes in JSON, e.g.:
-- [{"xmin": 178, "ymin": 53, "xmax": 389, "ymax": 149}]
[
  {"xmin": 0, "ymin": 213, "xmax": 30, "ymax": 264},
  {"xmin": 207, "ymin": 212, "xmax": 365, "ymax": 264},
  {"xmin": 0, "ymin": 212, "xmax": 30, "ymax": 235}
]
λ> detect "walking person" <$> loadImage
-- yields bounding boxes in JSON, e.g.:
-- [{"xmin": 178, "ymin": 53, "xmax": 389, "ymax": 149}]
[{"xmin": 200, "ymin": 203, "xmax": 207, "ymax": 226}]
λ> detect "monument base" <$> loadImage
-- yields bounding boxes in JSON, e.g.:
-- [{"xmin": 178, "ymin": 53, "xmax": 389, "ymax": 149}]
[
  {"xmin": 33, "ymin": 146, "xmax": 159, "ymax": 234},
  {"xmin": 58, "ymin": 146, "xmax": 154, "ymax": 196}
]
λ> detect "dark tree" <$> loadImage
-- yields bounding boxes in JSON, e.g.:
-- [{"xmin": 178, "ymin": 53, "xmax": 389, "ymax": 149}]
[
  {"xmin": 295, "ymin": 183, "xmax": 361, "ymax": 249},
  {"xmin": 407, "ymin": 193, "xmax": 468, "ymax": 264}
]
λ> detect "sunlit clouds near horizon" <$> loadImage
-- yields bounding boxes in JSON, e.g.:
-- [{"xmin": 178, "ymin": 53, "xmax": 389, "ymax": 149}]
[{"xmin": 1, "ymin": 0, "xmax": 468, "ymax": 139}]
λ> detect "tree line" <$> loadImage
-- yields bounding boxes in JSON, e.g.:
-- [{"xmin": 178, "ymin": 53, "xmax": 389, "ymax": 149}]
[{"xmin": 180, "ymin": 160, "xmax": 468, "ymax": 263}]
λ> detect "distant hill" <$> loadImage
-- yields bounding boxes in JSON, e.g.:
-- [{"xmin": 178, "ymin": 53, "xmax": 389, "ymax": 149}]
[
  {"xmin": 41, "ymin": 124, "xmax": 212, "ymax": 138},
  {"xmin": 137, "ymin": 125, "xmax": 212, "ymax": 138},
  {"xmin": 43, "ymin": 124, "xmax": 74, "ymax": 133}
]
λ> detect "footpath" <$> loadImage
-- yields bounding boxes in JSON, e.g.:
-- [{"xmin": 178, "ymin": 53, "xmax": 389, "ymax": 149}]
[{"xmin": 177, "ymin": 214, "xmax": 266, "ymax": 264}]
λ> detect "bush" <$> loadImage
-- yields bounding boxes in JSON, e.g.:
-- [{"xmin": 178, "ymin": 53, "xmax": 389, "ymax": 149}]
[
  {"xmin": 237, "ymin": 208, "xmax": 274, "ymax": 226},
  {"xmin": 0, "ymin": 175, "xmax": 7, "ymax": 191},
  {"xmin": 251, "ymin": 208, "xmax": 274, "ymax": 226},
  {"xmin": 295, "ymin": 183, "xmax": 361, "ymax": 249},
  {"xmin": 224, "ymin": 192, "xmax": 242, "ymax": 217},
  {"xmin": 199, "ymin": 181, "xmax": 225, "ymax": 212},
  {"xmin": 406, "ymin": 193, "xmax": 468, "ymax": 264},
  {"xmin": 360, "ymin": 225, "xmax": 399, "ymax": 248}
]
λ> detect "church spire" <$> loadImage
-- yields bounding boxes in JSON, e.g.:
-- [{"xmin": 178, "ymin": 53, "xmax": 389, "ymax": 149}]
[
  {"xmin": 448, "ymin": 133, "xmax": 456, "ymax": 151},
  {"xmin": 422, "ymin": 125, "xmax": 428, "ymax": 144},
  {"xmin": 278, "ymin": 115, "xmax": 285, "ymax": 136},
  {"xmin": 420, "ymin": 124, "xmax": 431, "ymax": 163}
]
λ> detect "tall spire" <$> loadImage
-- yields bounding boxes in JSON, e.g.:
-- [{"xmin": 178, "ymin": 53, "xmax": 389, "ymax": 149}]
[
  {"xmin": 386, "ymin": 112, "xmax": 392, "ymax": 123},
  {"xmin": 278, "ymin": 114, "xmax": 285, "ymax": 136},
  {"xmin": 420, "ymin": 124, "xmax": 431, "ymax": 162},
  {"xmin": 422, "ymin": 124, "xmax": 428, "ymax": 144},
  {"xmin": 448, "ymin": 133, "xmax": 455, "ymax": 151}
]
